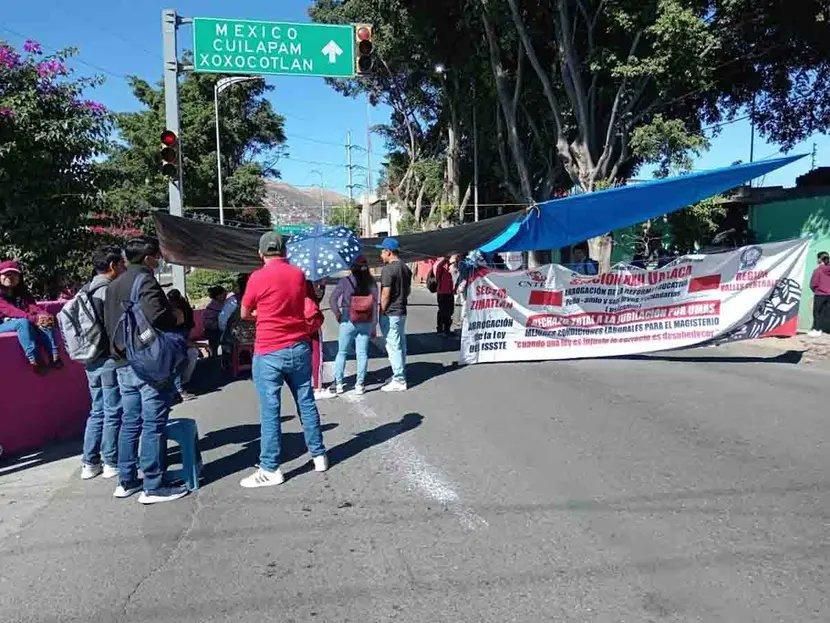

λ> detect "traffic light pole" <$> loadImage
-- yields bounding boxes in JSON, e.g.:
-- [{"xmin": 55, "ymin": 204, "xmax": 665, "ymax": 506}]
[{"xmin": 162, "ymin": 8, "xmax": 186, "ymax": 293}]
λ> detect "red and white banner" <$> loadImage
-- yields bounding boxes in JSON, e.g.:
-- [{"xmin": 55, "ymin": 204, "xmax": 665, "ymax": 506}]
[{"xmin": 460, "ymin": 239, "xmax": 809, "ymax": 364}]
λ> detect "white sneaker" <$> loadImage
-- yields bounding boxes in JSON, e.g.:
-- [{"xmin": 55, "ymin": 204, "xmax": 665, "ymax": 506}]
[
  {"xmin": 113, "ymin": 483, "xmax": 142, "ymax": 498},
  {"xmin": 353, "ymin": 385, "xmax": 365, "ymax": 396},
  {"xmin": 81, "ymin": 463, "xmax": 102, "ymax": 480},
  {"xmin": 312, "ymin": 454, "xmax": 329, "ymax": 472},
  {"xmin": 807, "ymin": 329, "xmax": 823, "ymax": 338},
  {"xmin": 314, "ymin": 388, "xmax": 337, "ymax": 400},
  {"xmin": 335, "ymin": 383, "xmax": 346, "ymax": 395},
  {"xmin": 381, "ymin": 380, "xmax": 408, "ymax": 392},
  {"xmin": 240, "ymin": 467, "xmax": 285, "ymax": 488},
  {"xmin": 102, "ymin": 464, "xmax": 119, "ymax": 479}
]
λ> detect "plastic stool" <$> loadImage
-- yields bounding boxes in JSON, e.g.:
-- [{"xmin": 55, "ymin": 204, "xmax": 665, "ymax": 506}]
[
  {"xmin": 231, "ymin": 342, "xmax": 254, "ymax": 377},
  {"xmin": 165, "ymin": 418, "xmax": 201, "ymax": 491}
]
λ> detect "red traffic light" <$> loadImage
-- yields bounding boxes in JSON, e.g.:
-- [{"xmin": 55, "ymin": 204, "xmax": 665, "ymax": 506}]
[
  {"xmin": 357, "ymin": 26, "xmax": 371, "ymax": 41},
  {"xmin": 161, "ymin": 130, "xmax": 177, "ymax": 147}
]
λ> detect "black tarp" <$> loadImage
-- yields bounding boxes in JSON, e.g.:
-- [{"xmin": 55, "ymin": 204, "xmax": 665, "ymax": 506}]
[{"xmin": 154, "ymin": 211, "xmax": 523, "ymax": 272}]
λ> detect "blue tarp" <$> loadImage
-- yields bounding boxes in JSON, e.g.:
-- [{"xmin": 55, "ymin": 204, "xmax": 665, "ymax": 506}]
[{"xmin": 481, "ymin": 155, "xmax": 805, "ymax": 253}]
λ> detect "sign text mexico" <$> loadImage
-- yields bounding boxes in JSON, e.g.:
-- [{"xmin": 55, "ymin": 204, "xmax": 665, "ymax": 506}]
[{"xmin": 193, "ymin": 18, "xmax": 355, "ymax": 78}]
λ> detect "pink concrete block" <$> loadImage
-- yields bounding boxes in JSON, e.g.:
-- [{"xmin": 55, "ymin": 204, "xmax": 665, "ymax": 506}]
[{"xmin": 1, "ymin": 303, "xmax": 90, "ymax": 457}]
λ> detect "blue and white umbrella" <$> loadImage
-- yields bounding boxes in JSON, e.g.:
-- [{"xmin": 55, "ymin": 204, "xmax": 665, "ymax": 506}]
[{"xmin": 286, "ymin": 224, "xmax": 362, "ymax": 280}]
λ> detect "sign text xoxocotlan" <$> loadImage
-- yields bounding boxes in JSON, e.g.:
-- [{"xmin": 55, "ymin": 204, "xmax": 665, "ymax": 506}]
[{"xmin": 193, "ymin": 17, "xmax": 355, "ymax": 78}]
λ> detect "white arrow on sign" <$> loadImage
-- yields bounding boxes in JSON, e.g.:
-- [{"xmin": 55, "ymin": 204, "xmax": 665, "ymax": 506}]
[{"xmin": 321, "ymin": 40, "xmax": 343, "ymax": 64}]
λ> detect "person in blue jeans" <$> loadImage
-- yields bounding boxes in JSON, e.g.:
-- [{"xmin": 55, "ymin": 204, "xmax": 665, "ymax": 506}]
[
  {"xmin": 376, "ymin": 238, "xmax": 412, "ymax": 392},
  {"xmin": 329, "ymin": 256, "xmax": 378, "ymax": 396},
  {"xmin": 103, "ymin": 236, "xmax": 190, "ymax": 505},
  {"xmin": 239, "ymin": 232, "xmax": 328, "ymax": 488},
  {"xmin": 0, "ymin": 260, "xmax": 62, "ymax": 375},
  {"xmin": 80, "ymin": 245, "xmax": 127, "ymax": 481}
]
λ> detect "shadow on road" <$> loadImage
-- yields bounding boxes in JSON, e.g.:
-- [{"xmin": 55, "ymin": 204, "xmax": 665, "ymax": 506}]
[
  {"xmin": 284, "ymin": 412, "xmax": 424, "ymax": 481},
  {"xmin": 0, "ymin": 438, "xmax": 80, "ymax": 477},
  {"xmin": 198, "ymin": 420, "xmax": 339, "ymax": 486},
  {"xmin": 618, "ymin": 349, "xmax": 804, "ymax": 365},
  {"xmin": 344, "ymin": 361, "xmax": 461, "ymax": 390}
]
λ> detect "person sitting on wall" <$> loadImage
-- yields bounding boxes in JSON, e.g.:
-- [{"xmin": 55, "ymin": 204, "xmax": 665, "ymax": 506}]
[
  {"xmin": 570, "ymin": 244, "xmax": 599, "ymax": 275},
  {"xmin": 0, "ymin": 260, "xmax": 62, "ymax": 374}
]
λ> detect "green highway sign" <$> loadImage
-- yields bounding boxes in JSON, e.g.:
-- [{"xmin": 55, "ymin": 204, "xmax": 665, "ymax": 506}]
[
  {"xmin": 193, "ymin": 17, "xmax": 355, "ymax": 78},
  {"xmin": 276, "ymin": 224, "xmax": 312, "ymax": 235}
]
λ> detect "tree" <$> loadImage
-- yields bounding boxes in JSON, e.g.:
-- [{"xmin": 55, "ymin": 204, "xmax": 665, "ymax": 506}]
[
  {"xmin": 328, "ymin": 205, "xmax": 361, "ymax": 233},
  {"xmin": 101, "ymin": 66, "xmax": 286, "ymax": 228},
  {"xmin": 0, "ymin": 39, "xmax": 111, "ymax": 296}
]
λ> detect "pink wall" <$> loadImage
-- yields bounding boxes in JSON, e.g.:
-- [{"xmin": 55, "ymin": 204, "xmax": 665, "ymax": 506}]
[
  {"xmin": 0, "ymin": 304, "xmax": 205, "ymax": 458},
  {"xmin": 0, "ymin": 302, "xmax": 90, "ymax": 456}
]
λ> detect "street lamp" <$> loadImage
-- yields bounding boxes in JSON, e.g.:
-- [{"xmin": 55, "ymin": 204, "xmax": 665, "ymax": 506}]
[
  {"xmin": 434, "ymin": 64, "xmax": 479, "ymax": 222},
  {"xmin": 214, "ymin": 76, "xmax": 261, "ymax": 225},
  {"xmin": 310, "ymin": 169, "xmax": 325, "ymax": 224}
]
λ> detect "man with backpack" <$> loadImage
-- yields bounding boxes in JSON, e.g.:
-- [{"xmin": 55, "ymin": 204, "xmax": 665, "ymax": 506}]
[
  {"xmin": 103, "ymin": 236, "xmax": 189, "ymax": 504},
  {"xmin": 58, "ymin": 245, "xmax": 126, "ymax": 481}
]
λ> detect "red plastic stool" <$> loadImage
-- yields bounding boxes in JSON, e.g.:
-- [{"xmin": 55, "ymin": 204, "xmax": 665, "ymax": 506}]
[{"xmin": 231, "ymin": 342, "xmax": 254, "ymax": 377}]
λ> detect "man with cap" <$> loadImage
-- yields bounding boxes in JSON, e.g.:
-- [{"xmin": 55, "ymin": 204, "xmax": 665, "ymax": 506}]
[
  {"xmin": 377, "ymin": 237, "xmax": 412, "ymax": 391},
  {"xmin": 238, "ymin": 231, "xmax": 328, "ymax": 488}
]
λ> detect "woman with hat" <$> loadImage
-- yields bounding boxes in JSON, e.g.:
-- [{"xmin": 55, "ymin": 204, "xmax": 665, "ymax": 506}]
[{"xmin": 0, "ymin": 260, "xmax": 62, "ymax": 374}]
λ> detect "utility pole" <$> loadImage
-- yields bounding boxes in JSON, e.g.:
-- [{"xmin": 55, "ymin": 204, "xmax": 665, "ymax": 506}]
[
  {"xmin": 811, "ymin": 142, "xmax": 818, "ymax": 170},
  {"xmin": 346, "ymin": 131, "xmax": 356, "ymax": 206},
  {"xmin": 472, "ymin": 85, "xmax": 479, "ymax": 222},
  {"xmin": 162, "ymin": 8, "xmax": 185, "ymax": 293}
]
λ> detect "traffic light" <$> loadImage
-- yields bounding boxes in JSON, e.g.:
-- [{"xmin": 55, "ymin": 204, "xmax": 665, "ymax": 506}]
[
  {"xmin": 355, "ymin": 24, "xmax": 374, "ymax": 75},
  {"xmin": 160, "ymin": 129, "xmax": 178, "ymax": 178}
]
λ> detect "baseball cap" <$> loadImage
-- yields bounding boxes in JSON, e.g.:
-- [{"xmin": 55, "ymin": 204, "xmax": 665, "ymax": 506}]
[
  {"xmin": 259, "ymin": 231, "xmax": 285, "ymax": 256},
  {"xmin": 375, "ymin": 237, "xmax": 400, "ymax": 251},
  {"xmin": 0, "ymin": 260, "xmax": 21, "ymax": 275}
]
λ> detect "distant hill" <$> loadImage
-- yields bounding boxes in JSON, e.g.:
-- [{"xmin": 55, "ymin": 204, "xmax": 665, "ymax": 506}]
[{"xmin": 264, "ymin": 179, "xmax": 350, "ymax": 226}]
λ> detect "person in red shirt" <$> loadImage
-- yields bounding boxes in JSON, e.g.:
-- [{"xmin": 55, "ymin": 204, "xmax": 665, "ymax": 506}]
[
  {"xmin": 809, "ymin": 251, "xmax": 830, "ymax": 337},
  {"xmin": 433, "ymin": 256, "xmax": 456, "ymax": 337},
  {"xmin": 238, "ymin": 232, "xmax": 328, "ymax": 488}
]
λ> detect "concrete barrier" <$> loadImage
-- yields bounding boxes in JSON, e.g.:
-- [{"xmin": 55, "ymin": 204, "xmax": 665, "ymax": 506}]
[{"xmin": 0, "ymin": 303, "xmax": 205, "ymax": 458}]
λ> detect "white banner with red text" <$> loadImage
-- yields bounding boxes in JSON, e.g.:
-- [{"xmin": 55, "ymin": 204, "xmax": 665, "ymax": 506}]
[{"xmin": 460, "ymin": 239, "xmax": 809, "ymax": 364}]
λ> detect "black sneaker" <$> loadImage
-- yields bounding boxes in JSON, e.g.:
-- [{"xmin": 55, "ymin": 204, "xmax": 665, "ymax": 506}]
[{"xmin": 138, "ymin": 485, "xmax": 189, "ymax": 505}]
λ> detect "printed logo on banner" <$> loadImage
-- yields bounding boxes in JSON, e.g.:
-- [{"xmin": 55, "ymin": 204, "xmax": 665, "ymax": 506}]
[
  {"xmin": 739, "ymin": 246, "xmax": 763, "ymax": 270},
  {"xmin": 518, "ymin": 270, "xmax": 547, "ymax": 289}
]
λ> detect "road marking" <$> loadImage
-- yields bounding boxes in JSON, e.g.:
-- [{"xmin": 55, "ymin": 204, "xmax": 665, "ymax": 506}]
[{"xmin": 342, "ymin": 393, "xmax": 488, "ymax": 531}]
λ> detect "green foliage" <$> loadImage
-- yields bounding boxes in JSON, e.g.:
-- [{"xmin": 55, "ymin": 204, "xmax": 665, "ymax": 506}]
[
  {"xmin": 185, "ymin": 268, "xmax": 239, "ymax": 302},
  {"xmin": 101, "ymin": 66, "xmax": 286, "ymax": 228},
  {"xmin": 327, "ymin": 205, "xmax": 361, "ymax": 233},
  {"xmin": 396, "ymin": 213, "xmax": 421, "ymax": 235},
  {"xmin": 0, "ymin": 39, "xmax": 112, "ymax": 296},
  {"xmin": 630, "ymin": 115, "xmax": 710, "ymax": 178},
  {"xmin": 667, "ymin": 196, "xmax": 727, "ymax": 253}
]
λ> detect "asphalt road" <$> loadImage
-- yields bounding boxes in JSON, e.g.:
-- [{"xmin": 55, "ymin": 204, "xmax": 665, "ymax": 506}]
[{"xmin": 1, "ymin": 287, "xmax": 828, "ymax": 622}]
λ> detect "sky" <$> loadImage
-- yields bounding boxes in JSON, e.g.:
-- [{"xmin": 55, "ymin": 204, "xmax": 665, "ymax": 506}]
[{"xmin": 2, "ymin": 0, "xmax": 828, "ymax": 199}]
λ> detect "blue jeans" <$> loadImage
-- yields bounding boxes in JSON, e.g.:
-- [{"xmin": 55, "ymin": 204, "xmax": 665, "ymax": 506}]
[
  {"xmin": 0, "ymin": 317, "xmax": 58, "ymax": 362},
  {"xmin": 252, "ymin": 341, "xmax": 325, "ymax": 472},
  {"xmin": 116, "ymin": 365, "xmax": 175, "ymax": 492},
  {"xmin": 380, "ymin": 314, "xmax": 407, "ymax": 383},
  {"xmin": 82, "ymin": 358, "xmax": 123, "ymax": 467},
  {"xmin": 334, "ymin": 321, "xmax": 372, "ymax": 386}
]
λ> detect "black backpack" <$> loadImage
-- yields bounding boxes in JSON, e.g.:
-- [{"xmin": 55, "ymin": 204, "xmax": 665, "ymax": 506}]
[{"xmin": 426, "ymin": 268, "xmax": 438, "ymax": 293}]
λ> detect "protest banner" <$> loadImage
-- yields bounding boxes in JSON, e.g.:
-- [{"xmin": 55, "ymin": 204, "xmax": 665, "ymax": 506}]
[{"xmin": 460, "ymin": 240, "xmax": 809, "ymax": 364}]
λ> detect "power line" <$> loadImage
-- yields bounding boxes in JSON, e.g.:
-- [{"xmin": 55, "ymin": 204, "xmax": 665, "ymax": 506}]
[{"xmin": 0, "ymin": 25, "xmax": 131, "ymax": 80}]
